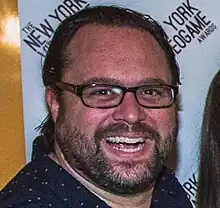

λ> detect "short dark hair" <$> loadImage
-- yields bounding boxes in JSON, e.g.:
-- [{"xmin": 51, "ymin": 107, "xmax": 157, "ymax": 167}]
[
  {"xmin": 38, "ymin": 5, "xmax": 180, "ymax": 152},
  {"xmin": 197, "ymin": 70, "xmax": 220, "ymax": 208}
]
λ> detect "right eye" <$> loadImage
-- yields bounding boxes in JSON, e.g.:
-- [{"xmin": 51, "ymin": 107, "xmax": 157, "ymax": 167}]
[
  {"xmin": 85, "ymin": 86, "xmax": 121, "ymax": 97},
  {"xmin": 92, "ymin": 89, "xmax": 112, "ymax": 96}
]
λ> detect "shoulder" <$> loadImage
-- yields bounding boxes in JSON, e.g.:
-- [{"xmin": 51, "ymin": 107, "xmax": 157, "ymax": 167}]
[
  {"xmin": 0, "ymin": 191, "xmax": 64, "ymax": 208},
  {"xmin": 0, "ymin": 158, "xmax": 64, "ymax": 207},
  {"xmin": 0, "ymin": 179, "xmax": 64, "ymax": 208},
  {"xmin": 152, "ymin": 167, "xmax": 193, "ymax": 208}
]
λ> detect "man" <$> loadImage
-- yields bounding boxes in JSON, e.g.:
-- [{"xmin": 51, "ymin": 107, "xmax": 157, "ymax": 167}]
[{"xmin": 0, "ymin": 6, "xmax": 192, "ymax": 208}]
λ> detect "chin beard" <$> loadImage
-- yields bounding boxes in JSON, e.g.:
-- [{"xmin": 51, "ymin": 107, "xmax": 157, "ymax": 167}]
[
  {"xmin": 74, "ymin": 148, "xmax": 165, "ymax": 196},
  {"xmin": 55, "ymin": 121, "xmax": 176, "ymax": 195}
]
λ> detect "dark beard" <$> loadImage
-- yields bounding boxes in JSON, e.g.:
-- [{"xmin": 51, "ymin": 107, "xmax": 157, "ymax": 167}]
[{"xmin": 55, "ymin": 121, "xmax": 176, "ymax": 196}]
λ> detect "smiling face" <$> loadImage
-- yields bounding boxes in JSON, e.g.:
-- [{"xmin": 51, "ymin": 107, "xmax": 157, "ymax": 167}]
[{"xmin": 47, "ymin": 24, "xmax": 177, "ymax": 195}]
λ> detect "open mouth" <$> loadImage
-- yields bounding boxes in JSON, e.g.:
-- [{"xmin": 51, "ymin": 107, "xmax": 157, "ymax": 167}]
[{"xmin": 105, "ymin": 136, "xmax": 147, "ymax": 153}]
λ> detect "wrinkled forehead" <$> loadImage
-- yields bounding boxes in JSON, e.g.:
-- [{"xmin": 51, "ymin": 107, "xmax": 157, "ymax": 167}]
[{"xmin": 62, "ymin": 24, "xmax": 171, "ymax": 85}]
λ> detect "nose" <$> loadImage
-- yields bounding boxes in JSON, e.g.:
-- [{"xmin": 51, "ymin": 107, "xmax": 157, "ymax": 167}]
[{"xmin": 112, "ymin": 92, "xmax": 147, "ymax": 124}]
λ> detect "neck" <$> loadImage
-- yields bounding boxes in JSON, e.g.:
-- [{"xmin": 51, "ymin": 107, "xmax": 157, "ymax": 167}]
[{"xmin": 49, "ymin": 143, "xmax": 155, "ymax": 208}]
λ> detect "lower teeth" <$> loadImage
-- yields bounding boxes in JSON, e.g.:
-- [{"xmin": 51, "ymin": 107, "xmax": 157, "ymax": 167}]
[{"xmin": 112, "ymin": 143, "xmax": 144, "ymax": 153}]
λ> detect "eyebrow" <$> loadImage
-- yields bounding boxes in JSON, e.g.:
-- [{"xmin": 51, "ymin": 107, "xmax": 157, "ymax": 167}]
[
  {"xmin": 80, "ymin": 77, "xmax": 169, "ymax": 86},
  {"xmin": 136, "ymin": 78, "xmax": 168, "ymax": 85}
]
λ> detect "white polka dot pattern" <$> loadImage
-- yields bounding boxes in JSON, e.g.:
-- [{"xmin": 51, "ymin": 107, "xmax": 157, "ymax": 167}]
[{"xmin": 0, "ymin": 136, "xmax": 193, "ymax": 207}]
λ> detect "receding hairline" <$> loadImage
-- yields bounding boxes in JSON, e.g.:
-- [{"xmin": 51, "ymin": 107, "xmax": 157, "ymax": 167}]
[{"xmin": 62, "ymin": 23, "xmax": 166, "ymax": 73}]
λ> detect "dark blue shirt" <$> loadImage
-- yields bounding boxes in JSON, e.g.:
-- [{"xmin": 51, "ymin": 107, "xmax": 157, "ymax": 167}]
[{"xmin": 0, "ymin": 137, "xmax": 193, "ymax": 208}]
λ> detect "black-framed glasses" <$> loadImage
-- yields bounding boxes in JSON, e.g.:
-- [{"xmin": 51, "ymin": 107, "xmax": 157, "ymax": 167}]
[{"xmin": 56, "ymin": 81, "xmax": 178, "ymax": 109}]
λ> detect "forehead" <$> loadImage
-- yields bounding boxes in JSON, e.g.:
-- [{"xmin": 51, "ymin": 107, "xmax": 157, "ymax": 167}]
[{"xmin": 63, "ymin": 24, "xmax": 171, "ymax": 85}]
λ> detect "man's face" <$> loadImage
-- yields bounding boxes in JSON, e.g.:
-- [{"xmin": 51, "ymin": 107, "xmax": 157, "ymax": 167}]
[{"xmin": 49, "ymin": 25, "xmax": 177, "ymax": 195}]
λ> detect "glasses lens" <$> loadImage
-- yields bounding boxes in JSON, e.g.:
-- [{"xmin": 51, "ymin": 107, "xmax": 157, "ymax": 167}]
[
  {"xmin": 137, "ymin": 86, "xmax": 174, "ymax": 107},
  {"xmin": 82, "ymin": 85, "xmax": 123, "ymax": 108}
]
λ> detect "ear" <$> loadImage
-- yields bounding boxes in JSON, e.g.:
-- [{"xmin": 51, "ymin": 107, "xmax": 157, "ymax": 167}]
[{"xmin": 46, "ymin": 87, "xmax": 60, "ymax": 122}]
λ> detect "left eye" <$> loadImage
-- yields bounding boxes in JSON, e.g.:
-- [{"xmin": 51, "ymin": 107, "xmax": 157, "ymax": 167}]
[{"xmin": 141, "ymin": 88, "xmax": 162, "ymax": 96}]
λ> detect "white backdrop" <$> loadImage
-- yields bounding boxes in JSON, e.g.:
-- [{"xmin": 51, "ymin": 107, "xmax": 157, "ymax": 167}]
[{"xmin": 18, "ymin": 1, "xmax": 220, "ymax": 206}]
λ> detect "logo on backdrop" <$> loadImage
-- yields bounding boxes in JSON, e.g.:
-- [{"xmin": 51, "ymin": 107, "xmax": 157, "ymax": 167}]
[
  {"xmin": 20, "ymin": 0, "xmax": 90, "ymax": 57},
  {"xmin": 182, "ymin": 170, "xmax": 198, "ymax": 208},
  {"xmin": 163, "ymin": 0, "xmax": 218, "ymax": 55}
]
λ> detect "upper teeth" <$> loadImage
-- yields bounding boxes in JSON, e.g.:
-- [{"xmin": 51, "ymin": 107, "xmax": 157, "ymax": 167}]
[{"xmin": 105, "ymin": 137, "xmax": 146, "ymax": 144}]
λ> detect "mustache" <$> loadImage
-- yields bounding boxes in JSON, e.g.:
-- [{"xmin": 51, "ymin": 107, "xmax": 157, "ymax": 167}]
[{"xmin": 94, "ymin": 122, "xmax": 161, "ymax": 148}]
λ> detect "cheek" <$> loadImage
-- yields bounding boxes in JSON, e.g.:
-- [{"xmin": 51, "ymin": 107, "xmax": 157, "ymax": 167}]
[
  {"xmin": 149, "ymin": 107, "xmax": 177, "ymax": 134},
  {"xmin": 75, "ymin": 108, "xmax": 113, "ymax": 137},
  {"xmin": 61, "ymin": 97, "xmax": 112, "ymax": 137}
]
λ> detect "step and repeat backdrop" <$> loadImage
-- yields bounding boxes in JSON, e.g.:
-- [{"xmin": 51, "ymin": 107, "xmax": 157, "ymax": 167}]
[{"xmin": 17, "ymin": 0, "xmax": 220, "ymax": 206}]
